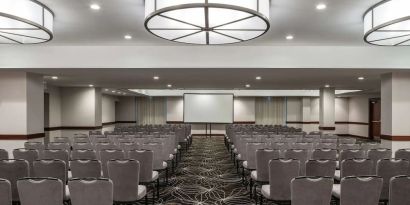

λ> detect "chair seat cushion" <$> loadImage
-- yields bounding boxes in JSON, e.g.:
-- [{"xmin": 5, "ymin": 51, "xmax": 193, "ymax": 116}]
[
  {"xmin": 251, "ymin": 170, "xmax": 257, "ymax": 180},
  {"xmin": 334, "ymin": 170, "xmax": 341, "ymax": 181},
  {"xmin": 137, "ymin": 185, "xmax": 147, "ymax": 200},
  {"xmin": 332, "ymin": 184, "xmax": 341, "ymax": 199},
  {"xmin": 261, "ymin": 185, "xmax": 270, "ymax": 199}
]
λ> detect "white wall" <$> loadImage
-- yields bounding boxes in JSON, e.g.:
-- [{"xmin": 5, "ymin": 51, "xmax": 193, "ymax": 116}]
[
  {"xmin": 234, "ymin": 97, "xmax": 255, "ymax": 122},
  {"xmin": 116, "ymin": 96, "xmax": 136, "ymax": 122},
  {"xmin": 102, "ymin": 94, "xmax": 117, "ymax": 123},
  {"xmin": 46, "ymin": 85, "xmax": 62, "ymax": 128},
  {"xmin": 348, "ymin": 96, "xmax": 369, "ymax": 137},
  {"xmin": 166, "ymin": 97, "xmax": 184, "ymax": 122},
  {"xmin": 335, "ymin": 97, "xmax": 349, "ymax": 134},
  {"xmin": 61, "ymin": 87, "xmax": 100, "ymax": 126}
]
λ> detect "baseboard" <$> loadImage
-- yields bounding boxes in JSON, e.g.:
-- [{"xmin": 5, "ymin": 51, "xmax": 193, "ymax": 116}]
[
  {"xmin": 337, "ymin": 134, "xmax": 369, "ymax": 139},
  {"xmin": 192, "ymin": 134, "xmax": 225, "ymax": 137}
]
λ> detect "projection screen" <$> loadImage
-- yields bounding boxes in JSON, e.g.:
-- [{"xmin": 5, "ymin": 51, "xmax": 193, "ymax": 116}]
[{"xmin": 184, "ymin": 93, "xmax": 234, "ymax": 123}]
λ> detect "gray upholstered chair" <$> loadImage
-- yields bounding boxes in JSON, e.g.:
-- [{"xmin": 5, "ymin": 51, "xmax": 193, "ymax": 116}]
[
  {"xmin": 72, "ymin": 142, "xmax": 94, "ymax": 150},
  {"xmin": 140, "ymin": 142, "xmax": 168, "ymax": 183},
  {"xmin": 17, "ymin": 177, "xmax": 63, "ymax": 205},
  {"xmin": 100, "ymin": 149, "xmax": 125, "ymax": 177},
  {"xmin": 0, "ymin": 149, "xmax": 8, "ymax": 160},
  {"xmin": 361, "ymin": 142, "xmax": 380, "ymax": 152},
  {"xmin": 250, "ymin": 149, "xmax": 280, "ymax": 198},
  {"xmin": 47, "ymin": 142, "xmax": 71, "ymax": 151},
  {"xmin": 119, "ymin": 142, "xmax": 139, "ymax": 158},
  {"xmin": 284, "ymin": 149, "xmax": 308, "ymax": 175},
  {"xmin": 377, "ymin": 158, "xmax": 410, "ymax": 201},
  {"xmin": 24, "ymin": 142, "xmax": 45, "ymax": 157},
  {"xmin": 107, "ymin": 159, "xmax": 148, "ymax": 204},
  {"xmin": 12, "ymin": 148, "xmax": 39, "ymax": 176},
  {"xmin": 69, "ymin": 159, "xmax": 102, "ymax": 178},
  {"xmin": 0, "ymin": 178, "xmax": 12, "ymax": 205},
  {"xmin": 306, "ymin": 160, "xmax": 337, "ymax": 177},
  {"xmin": 338, "ymin": 138, "xmax": 356, "ymax": 144},
  {"xmin": 389, "ymin": 175, "xmax": 410, "ymax": 205},
  {"xmin": 395, "ymin": 149, "xmax": 410, "ymax": 161},
  {"xmin": 311, "ymin": 149, "xmax": 338, "ymax": 160},
  {"xmin": 129, "ymin": 149, "xmax": 159, "ymax": 200},
  {"xmin": 73, "ymin": 137, "xmax": 90, "ymax": 144},
  {"xmin": 53, "ymin": 137, "xmax": 71, "ymax": 145},
  {"xmin": 315, "ymin": 142, "xmax": 337, "ymax": 149},
  {"xmin": 338, "ymin": 144, "xmax": 360, "ymax": 150},
  {"xmin": 68, "ymin": 178, "xmax": 113, "ymax": 205},
  {"xmin": 260, "ymin": 159, "xmax": 300, "ymax": 204},
  {"xmin": 320, "ymin": 139, "xmax": 338, "ymax": 144},
  {"xmin": 332, "ymin": 176, "xmax": 383, "ymax": 205},
  {"xmin": 95, "ymin": 143, "xmax": 118, "ymax": 158},
  {"xmin": 42, "ymin": 149, "xmax": 70, "ymax": 167},
  {"xmin": 0, "ymin": 159, "xmax": 29, "ymax": 202},
  {"xmin": 243, "ymin": 142, "xmax": 267, "ymax": 170},
  {"xmin": 270, "ymin": 142, "xmax": 290, "ymax": 153},
  {"xmin": 338, "ymin": 149, "xmax": 366, "ymax": 169},
  {"xmin": 367, "ymin": 148, "xmax": 392, "ymax": 174},
  {"xmin": 334, "ymin": 158, "xmax": 373, "ymax": 181},
  {"xmin": 291, "ymin": 176, "xmax": 333, "ymax": 205},
  {"xmin": 70, "ymin": 149, "xmax": 97, "ymax": 160},
  {"xmin": 33, "ymin": 159, "xmax": 69, "ymax": 200}
]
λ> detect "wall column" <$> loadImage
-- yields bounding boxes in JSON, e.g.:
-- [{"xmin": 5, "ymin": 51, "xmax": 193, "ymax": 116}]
[
  {"xmin": 381, "ymin": 73, "xmax": 410, "ymax": 154},
  {"xmin": 0, "ymin": 71, "xmax": 44, "ymax": 153},
  {"xmin": 319, "ymin": 87, "xmax": 336, "ymax": 133}
]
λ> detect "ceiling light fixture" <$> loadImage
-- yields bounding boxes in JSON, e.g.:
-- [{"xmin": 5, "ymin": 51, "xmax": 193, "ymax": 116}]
[
  {"xmin": 124, "ymin": 35, "xmax": 132, "ymax": 40},
  {"xmin": 153, "ymin": 76, "xmax": 160, "ymax": 80},
  {"xmin": 364, "ymin": 0, "xmax": 410, "ymax": 46},
  {"xmin": 167, "ymin": 84, "xmax": 172, "ymax": 88},
  {"xmin": 89, "ymin": 84, "xmax": 94, "ymax": 87},
  {"xmin": 112, "ymin": 90, "xmax": 116, "ymax": 93},
  {"xmin": 358, "ymin": 77, "xmax": 365, "ymax": 80},
  {"xmin": 0, "ymin": 0, "xmax": 54, "ymax": 44},
  {"xmin": 245, "ymin": 84, "xmax": 251, "ymax": 88},
  {"xmin": 316, "ymin": 3, "xmax": 327, "ymax": 10},
  {"xmin": 325, "ymin": 84, "xmax": 330, "ymax": 88},
  {"xmin": 256, "ymin": 76, "xmax": 262, "ymax": 80},
  {"xmin": 286, "ymin": 35, "xmax": 294, "ymax": 40},
  {"xmin": 90, "ymin": 4, "xmax": 101, "ymax": 10},
  {"xmin": 51, "ymin": 76, "xmax": 58, "ymax": 80},
  {"xmin": 144, "ymin": 0, "xmax": 270, "ymax": 45}
]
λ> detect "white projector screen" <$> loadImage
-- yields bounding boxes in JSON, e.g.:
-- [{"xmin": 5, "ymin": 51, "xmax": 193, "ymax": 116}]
[{"xmin": 184, "ymin": 94, "xmax": 234, "ymax": 123}]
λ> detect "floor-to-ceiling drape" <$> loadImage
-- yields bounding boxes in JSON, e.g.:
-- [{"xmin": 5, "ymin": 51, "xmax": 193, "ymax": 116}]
[
  {"xmin": 255, "ymin": 97, "xmax": 286, "ymax": 125},
  {"xmin": 136, "ymin": 97, "xmax": 166, "ymax": 125}
]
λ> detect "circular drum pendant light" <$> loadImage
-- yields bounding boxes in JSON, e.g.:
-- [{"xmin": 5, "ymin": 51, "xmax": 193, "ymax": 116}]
[
  {"xmin": 364, "ymin": 0, "xmax": 410, "ymax": 46},
  {"xmin": 0, "ymin": 0, "xmax": 54, "ymax": 44},
  {"xmin": 145, "ymin": 0, "xmax": 270, "ymax": 45}
]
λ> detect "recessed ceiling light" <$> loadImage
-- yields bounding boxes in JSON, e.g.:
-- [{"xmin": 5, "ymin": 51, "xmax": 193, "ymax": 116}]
[
  {"xmin": 153, "ymin": 76, "xmax": 159, "ymax": 80},
  {"xmin": 245, "ymin": 84, "xmax": 251, "ymax": 88},
  {"xmin": 316, "ymin": 3, "xmax": 327, "ymax": 10},
  {"xmin": 358, "ymin": 77, "xmax": 365, "ymax": 80},
  {"xmin": 51, "ymin": 76, "xmax": 58, "ymax": 80},
  {"xmin": 286, "ymin": 35, "xmax": 294, "ymax": 40},
  {"xmin": 167, "ymin": 84, "xmax": 172, "ymax": 88},
  {"xmin": 124, "ymin": 35, "xmax": 132, "ymax": 40},
  {"xmin": 256, "ymin": 76, "xmax": 262, "ymax": 80},
  {"xmin": 90, "ymin": 4, "xmax": 101, "ymax": 10},
  {"xmin": 325, "ymin": 84, "xmax": 330, "ymax": 88},
  {"xmin": 104, "ymin": 89, "xmax": 109, "ymax": 91},
  {"xmin": 111, "ymin": 90, "xmax": 115, "ymax": 93},
  {"xmin": 89, "ymin": 84, "xmax": 94, "ymax": 87}
]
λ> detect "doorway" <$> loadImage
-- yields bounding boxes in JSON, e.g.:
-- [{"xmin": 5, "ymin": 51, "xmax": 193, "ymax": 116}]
[{"xmin": 369, "ymin": 98, "xmax": 381, "ymax": 140}]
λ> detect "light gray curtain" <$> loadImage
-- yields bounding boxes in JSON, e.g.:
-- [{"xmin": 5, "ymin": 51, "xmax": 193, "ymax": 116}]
[
  {"xmin": 255, "ymin": 97, "xmax": 286, "ymax": 125},
  {"xmin": 136, "ymin": 97, "xmax": 166, "ymax": 125}
]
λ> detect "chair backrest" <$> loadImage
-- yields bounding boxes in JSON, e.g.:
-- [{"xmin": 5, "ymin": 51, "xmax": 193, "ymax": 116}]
[
  {"xmin": 0, "ymin": 178, "xmax": 12, "ymax": 205},
  {"xmin": 395, "ymin": 149, "xmax": 410, "ymax": 161},
  {"xmin": 69, "ymin": 178, "xmax": 113, "ymax": 205},
  {"xmin": 340, "ymin": 176, "xmax": 383, "ymax": 205},
  {"xmin": 0, "ymin": 159, "xmax": 29, "ymax": 201},
  {"xmin": 292, "ymin": 142, "xmax": 314, "ymax": 150},
  {"xmin": 70, "ymin": 149, "xmax": 97, "ymax": 160},
  {"xmin": 128, "ymin": 150, "xmax": 154, "ymax": 183},
  {"xmin": 341, "ymin": 159, "xmax": 373, "ymax": 179},
  {"xmin": 339, "ymin": 149, "xmax": 366, "ymax": 162},
  {"xmin": 42, "ymin": 149, "xmax": 69, "ymax": 167},
  {"xmin": 269, "ymin": 159, "xmax": 300, "ymax": 201},
  {"xmin": 73, "ymin": 137, "xmax": 90, "ymax": 143},
  {"xmin": 33, "ymin": 159, "xmax": 66, "ymax": 184},
  {"xmin": 0, "ymin": 149, "xmax": 8, "ymax": 160},
  {"xmin": 338, "ymin": 138, "xmax": 356, "ymax": 144},
  {"xmin": 12, "ymin": 148, "xmax": 39, "ymax": 176},
  {"xmin": 376, "ymin": 158, "xmax": 410, "ymax": 200},
  {"xmin": 361, "ymin": 142, "xmax": 380, "ymax": 151},
  {"xmin": 140, "ymin": 143, "xmax": 164, "ymax": 170},
  {"xmin": 311, "ymin": 149, "xmax": 337, "ymax": 160},
  {"xmin": 284, "ymin": 149, "xmax": 308, "ymax": 175},
  {"xmin": 245, "ymin": 143, "xmax": 267, "ymax": 169},
  {"xmin": 291, "ymin": 176, "xmax": 333, "ymax": 205},
  {"xmin": 339, "ymin": 144, "xmax": 360, "ymax": 150},
  {"xmin": 24, "ymin": 142, "xmax": 45, "ymax": 154},
  {"xmin": 17, "ymin": 177, "xmax": 63, "ymax": 205},
  {"xmin": 47, "ymin": 142, "xmax": 70, "ymax": 151},
  {"xmin": 389, "ymin": 175, "xmax": 410, "ymax": 205},
  {"xmin": 107, "ymin": 159, "xmax": 141, "ymax": 202},
  {"xmin": 270, "ymin": 142, "xmax": 289, "ymax": 153},
  {"xmin": 119, "ymin": 142, "xmax": 139, "ymax": 158},
  {"xmin": 53, "ymin": 137, "xmax": 71, "ymax": 145},
  {"xmin": 100, "ymin": 149, "xmax": 125, "ymax": 177},
  {"xmin": 315, "ymin": 143, "xmax": 337, "ymax": 150},
  {"xmin": 306, "ymin": 160, "xmax": 337, "ymax": 177},
  {"xmin": 69, "ymin": 160, "xmax": 102, "ymax": 178},
  {"xmin": 72, "ymin": 142, "xmax": 94, "ymax": 150},
  {"xmin": 255, "ymin": 149, "xmax": 280, "ymax": 182},
  {"xmin": 367, "ymin": 148, "xmax": 392, "ymax": 174}
]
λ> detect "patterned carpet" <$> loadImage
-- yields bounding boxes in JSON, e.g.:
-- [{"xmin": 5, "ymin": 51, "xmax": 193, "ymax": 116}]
[{"xmin": 155, "ymin": 136, "xmax": 254, "ymax": 205}]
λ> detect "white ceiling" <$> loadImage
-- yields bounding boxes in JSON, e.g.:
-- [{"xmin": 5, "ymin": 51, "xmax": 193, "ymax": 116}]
[{"xmin": 39, "ymin": 0, "xmax": 382, "ymax": 46}]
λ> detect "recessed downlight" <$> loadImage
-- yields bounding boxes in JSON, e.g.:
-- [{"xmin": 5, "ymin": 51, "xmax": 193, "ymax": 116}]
[
  {"xmin": 104, "ymin": 89, "xmax": 109, "ymax": 91},
  {"xmin": 316, "ymin": 3, "xmax": 327, "ymax": 10},
  {"xmin": 286, "ymin": 35, "xmax": 294, "ymax": 40},
  {"xmin": 51, "ymin": 76, "xmax": 58, "ymax": 80},
  {"xmin": 325, "ymin": 84, "xmax": 330, "ymax": 88},
  {"xmin": 256, "ymin": 76, "xmax": 262, "ymax": 80},
  {"xmin": 124, "ymin": 35, "xmax": 132, "ymax": 40},
  {"xmin": 111, "ymin": 90, "xmax": 115, "ymax": 93},
  {"xmin": 358, "ymin": 77, "xmax": 365, "ymax": 80},
  {"xmin": 153, "ymin": 76, "xmax": 159, "ymax": 80},
  {"xmin": 90, "ymin": 4, "xmax": 101, "ymax": 10},
  {"xmin": 245, "ymin": 84, "xmax": 251, "ymax": 88},
  {"xmin": 89, "ymin": 84, "xmax": 94, "ymax": 87},
  {"xmin": 167, "ymin": 84, "xmax": 172, "ymax": 88}
]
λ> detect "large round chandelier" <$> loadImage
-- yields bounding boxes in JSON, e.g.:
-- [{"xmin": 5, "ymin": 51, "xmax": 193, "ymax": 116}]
[
  {"xmin": 144, "ymin": 0, "xmax": 270, "ymax": 45},
  {"xmin": 364, "ymin": 0, "xmax": 410, "ymax": 46},
  {"xmin": 0, "ymin": 0, "xmax": 54, "ymax": 44}
]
